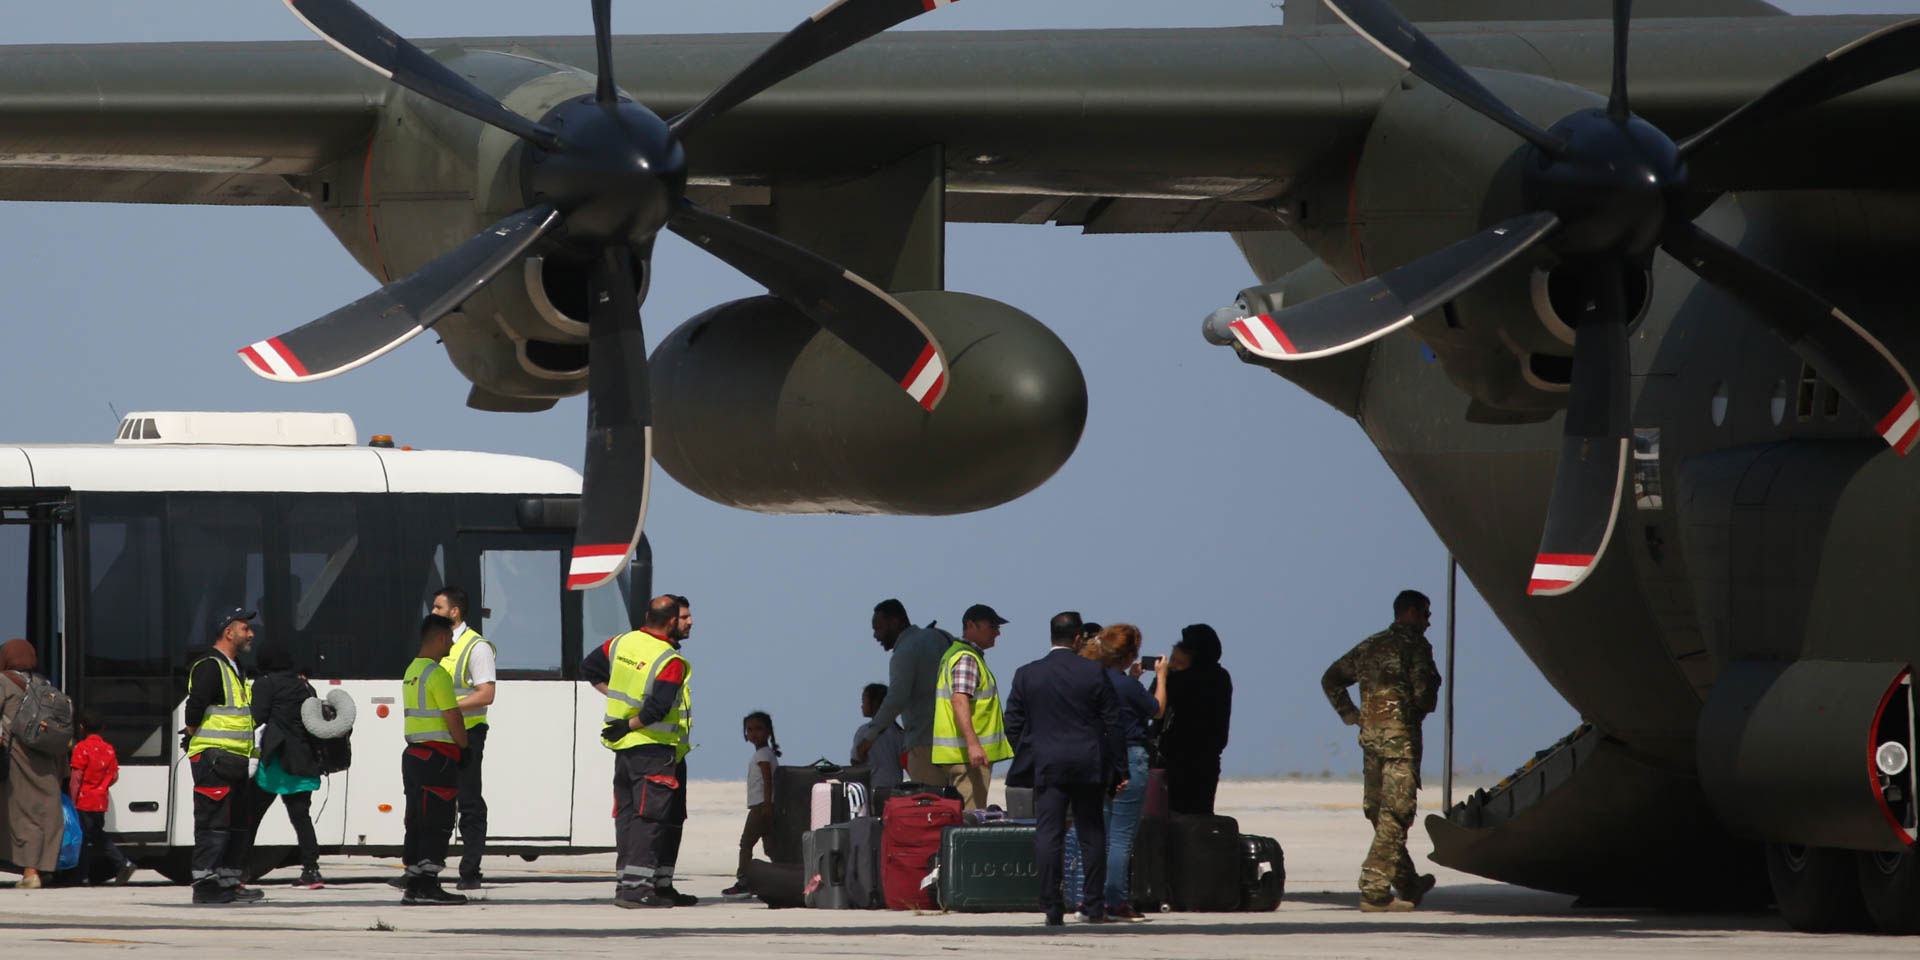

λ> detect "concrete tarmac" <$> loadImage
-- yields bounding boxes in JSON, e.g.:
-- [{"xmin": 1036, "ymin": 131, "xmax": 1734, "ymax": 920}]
[{"xmin": 2, "ymin": 779, "xmax": 1909, "ymax": 958}]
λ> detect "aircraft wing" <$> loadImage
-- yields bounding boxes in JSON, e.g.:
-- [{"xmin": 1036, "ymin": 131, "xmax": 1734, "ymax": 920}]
[{"xmin": 0, "ymin": 21, "xmax": 1916, "ymax": 223}]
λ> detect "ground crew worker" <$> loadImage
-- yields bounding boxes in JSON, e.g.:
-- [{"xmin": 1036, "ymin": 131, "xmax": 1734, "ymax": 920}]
[
  {"xmin": 181, "ymin": 607, "xmax": 264, "ymax": 905},
  {"xmin": 932, "ymin": 604, "xmax": 1014, "ymax": 811},
  {"xmin": 587, "ymin": 594, "xmax": 697, "ymax": 908},
  {"xmin": 1321, "ymin": 589, "xmax": 1442, "ymax": 912},
  {"xmin": 400, "ymin": 614, "xmax": 472, "ymax": 906},
  {"xmin": 434, "ymin": 586, "xmax": 494, "ymax": 890}
]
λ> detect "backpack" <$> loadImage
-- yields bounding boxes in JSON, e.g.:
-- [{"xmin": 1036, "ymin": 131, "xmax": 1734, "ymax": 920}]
[
  {"xmin": 300, "ymin": 688, "xmax": 356, "ymax": 776},
  {"xmin": 5, "ymin": 670, "xmax": 76, "ymax": 756}
]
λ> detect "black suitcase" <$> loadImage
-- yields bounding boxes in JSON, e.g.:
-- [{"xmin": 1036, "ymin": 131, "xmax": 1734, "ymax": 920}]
[
  {"xmin": 1238, "ymin": 834, "xmax": 1285, "ymax": 911},
  {"xmin": 803, "ymin": 824, "xmax": 856, "ymax": 909},
  {"xmin": 844, "ymin": 816, "xmax": 887, "ymax": 909},
  {"xmin": 935, "ymin": 824, "xmax": 1043, "ymax": 912},
  {"xmin": 1130, "ymin": 814, "xmax": 1171, "ymax": 913},
  {"xmin": 1004, "ymin": 786, "xmax": 1034, "ymax": 819},
  {"xmin": 768, "ymin": 761, "xmax": 869, "ymax": 864},
  {"xmin": 743, "ymin": 858, "xmax": 806, "ymax": 908},
  {"xmin": 1167, "ymin": 813, "xmax": 1241, "ymax": 911}
]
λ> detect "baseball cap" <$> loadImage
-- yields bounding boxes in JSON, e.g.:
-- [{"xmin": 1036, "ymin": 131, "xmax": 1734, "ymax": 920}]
[
  {"xmin": 214, "ymin": 607, "xmax": 255, "ymax": 636},
  {"xmin": 962, "ymin": 603, "xmax": 1008, "ymax": 626}
]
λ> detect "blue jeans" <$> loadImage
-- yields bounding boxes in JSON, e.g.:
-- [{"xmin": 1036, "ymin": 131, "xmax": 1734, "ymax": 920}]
[{"xmin": 1103, "ymin": 744, "xmax": 1150, "ymax": 907}]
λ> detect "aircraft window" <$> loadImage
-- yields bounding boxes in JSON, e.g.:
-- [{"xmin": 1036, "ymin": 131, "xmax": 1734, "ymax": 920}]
[
  {"xmin": 1710, "ymin": 381, "xmax": 1728, "ymax": 427},
  {"xmin": 1797, "ymin": 364, "xmax": 1818, "ymax": 420},
  {"xmin": 480, "ymin": 549, "xmax": 563, "ymax": 678},
  {"xmin": 1770, "ymin": 380, "xmax": 1787, "ymax": 426},
  {"xmin": 1823, "ymin": 384, "xmax": 1841, "ymax": 419},
  {"xmin": 1631, "ymin": 429, "xmax": 1663, "ymax": 510}
]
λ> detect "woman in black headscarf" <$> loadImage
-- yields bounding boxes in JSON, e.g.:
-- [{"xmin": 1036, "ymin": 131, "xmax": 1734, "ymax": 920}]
[
  {"xmin": 249, "ymin": 638, "xmax": 325, "ymax": 887},
  {"xmin": 0, "ymin": 638, "xmax": 64, "ymax": 887},
  {"xmin": 1160, "ymin": 624, "xmax": 1233, "ymax": 815}
]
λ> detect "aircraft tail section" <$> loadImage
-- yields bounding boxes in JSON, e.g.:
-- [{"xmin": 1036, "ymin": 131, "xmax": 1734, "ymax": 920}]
[{"xmin": 1427, "ymin": 725, "xmax": 1769, "ymax": 907}]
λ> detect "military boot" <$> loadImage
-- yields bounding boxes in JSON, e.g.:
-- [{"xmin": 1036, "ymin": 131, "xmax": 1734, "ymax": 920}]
[{"xmin": 1359, "ymin": 897, "xmax": 1416, "ymax": 912}]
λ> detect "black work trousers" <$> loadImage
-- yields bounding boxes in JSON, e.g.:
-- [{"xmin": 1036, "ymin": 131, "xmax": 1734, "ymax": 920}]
[
  {"xmin": 612, "ymin": 744, "xmax": 687, "ymax": 893},
  {"xmin": 402, "ymin": 745, "xmax": 460, "ymax": 881},
  {"xmin": 76, "ymin": 809, "xmax": 131, "ymax": 881},
  {"xmin": 1165, "ymin": 758, "xmax": 1222, "ymax": 815},
  {"xmin": 254, "ymin": 790, "xmax": 320, "ymax": 871},
  {"xmin": 455, "ymin": 723, "xmax": 488, "ymax": 880},
  {"xmin": 189, "ymin": 748, "xmax": 258, "ymax": 889},
  {"xmin": 1036, "ymin": 783, "xmax": 1108, "ymax": 915}
]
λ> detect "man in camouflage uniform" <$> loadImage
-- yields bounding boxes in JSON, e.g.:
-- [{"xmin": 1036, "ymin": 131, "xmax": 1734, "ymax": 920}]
[{"xmin": 1322, "ymin": 589, "xmax": 1441, "ymax": 912}]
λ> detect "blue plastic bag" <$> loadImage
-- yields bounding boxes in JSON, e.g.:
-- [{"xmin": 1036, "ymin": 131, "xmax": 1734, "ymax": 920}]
[{"xmin": 57, "ymin": 794, "xmax": 82, "ymax": 872}]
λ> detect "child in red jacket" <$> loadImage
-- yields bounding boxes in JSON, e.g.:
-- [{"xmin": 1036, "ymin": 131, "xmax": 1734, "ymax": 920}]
[{"xmin": 69, "ymin": 709, "xmax": 135, "ymax": 885}]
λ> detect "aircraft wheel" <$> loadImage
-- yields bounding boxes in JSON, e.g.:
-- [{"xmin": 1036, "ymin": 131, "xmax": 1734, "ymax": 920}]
[
  {"xmin": 1766, "ymin": 843, "xmax": 1868, "ymax": 932},
  {"xmin": 1856, "ymin": 848, "xmax": 1920, "ymax": 934}
]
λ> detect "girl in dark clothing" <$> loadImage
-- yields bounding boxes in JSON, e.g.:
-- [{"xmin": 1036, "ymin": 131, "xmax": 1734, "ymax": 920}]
[
  {"xmin": 249, "ymin": 638, "xmax": 325, "ymax": 887},
  {"xmin": 1161, "ymin": 624, "xmax": 1233, "ymax": 815}
]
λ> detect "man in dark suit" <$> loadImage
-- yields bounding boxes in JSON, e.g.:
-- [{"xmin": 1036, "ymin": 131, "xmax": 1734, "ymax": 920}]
[{"xmin": 1005, "ymin": 610, "xmax": 1126, "ymax": 925}]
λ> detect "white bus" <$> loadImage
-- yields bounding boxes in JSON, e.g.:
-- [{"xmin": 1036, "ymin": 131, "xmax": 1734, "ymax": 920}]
[{"xmin": 0, "ymin": 412, "xmax": 638, "ymax": 881}]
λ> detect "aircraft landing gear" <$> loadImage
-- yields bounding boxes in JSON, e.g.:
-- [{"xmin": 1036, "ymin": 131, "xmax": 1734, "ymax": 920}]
[
  {"xmin": 1856, "ymin": 848, "xmax": 1920, "ymax": 934},
  {"xmin": 1766, "ymin": 843, "xmax": 1867, "ymax": 932}
]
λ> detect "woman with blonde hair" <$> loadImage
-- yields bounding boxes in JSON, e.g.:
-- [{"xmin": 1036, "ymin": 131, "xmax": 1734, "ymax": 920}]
[{"xmin": 1080, "ymin": 624, "xmax": 1167, "ymax": 917}]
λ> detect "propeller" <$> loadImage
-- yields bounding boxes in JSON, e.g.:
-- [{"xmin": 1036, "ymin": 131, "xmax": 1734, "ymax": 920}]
[
  {"xmin": 253, "ymin": 0, "xmax": 961, "ymax": 589},
  {"xmin": 1210, "ymin": 0, "xmax": 1920, "ymax": 597}
]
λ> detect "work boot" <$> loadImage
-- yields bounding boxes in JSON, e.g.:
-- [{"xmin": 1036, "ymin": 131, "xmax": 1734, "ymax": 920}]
[
  {"xmin": 614, "ymin": 888, "xmax": 675, "ymax": 908},
  {"xmin": 456, "ymin": 874, "xmax": 484, "ymax": 891},
  {"xmin": 1399, "ymin": 873, "xmax": 1436, "ymax": 906},
  {"xmin": 297, "ymin": 867, "xmax": 325, "ymax": 889},
  {"xmin": 658, "ymin": 886, "xmax": 699, "ymax": 907},
  {"xmin": 402, "ymin": 880, "xmax": 469, "ymax": 906},
  {"xmin": 232, "ymin": 885, "xmax": 266, "ymax": 903},
  {"xmin": 1358, "ymin": 897, "xmax": 1416, "ymax": 912},
  {"xmin": 192, "ymin": 882, "xmax": 236, "ymax": 905},
  {"xmin": 112, "ymin": 862, "xmax": 137, "ymax": 886},
  {"xmin": 387, "ymin": 874, "xmax": 410, "ymax": 889}
]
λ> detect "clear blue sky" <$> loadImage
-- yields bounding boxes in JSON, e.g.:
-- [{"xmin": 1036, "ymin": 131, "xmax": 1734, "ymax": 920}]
[{"xmin": 4, "ymin": 1, "xmax": 1911, "ymax": 781}]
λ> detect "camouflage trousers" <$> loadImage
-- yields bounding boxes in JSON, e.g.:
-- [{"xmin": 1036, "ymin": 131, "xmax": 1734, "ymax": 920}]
[{"xmin": 1358, "ymin": 749, "xmax": 1420, "ymax": 903}]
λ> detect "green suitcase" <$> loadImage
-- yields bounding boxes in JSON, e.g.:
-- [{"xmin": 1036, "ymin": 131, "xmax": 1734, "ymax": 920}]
[{"xmin": 935, "ymin": 824, "xmax": 1043, "ymax": 913}]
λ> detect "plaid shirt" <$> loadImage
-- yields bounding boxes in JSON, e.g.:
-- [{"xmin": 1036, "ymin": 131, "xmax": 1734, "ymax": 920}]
[{"xmin": 948, "ymin": 644, "xmax": 982, "ymax": 698}]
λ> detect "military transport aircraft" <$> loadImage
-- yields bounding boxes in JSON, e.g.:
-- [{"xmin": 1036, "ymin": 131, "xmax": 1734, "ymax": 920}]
[{"xmin": 2, "ymin": 0, "xmax": 1919, "ymax": 935}]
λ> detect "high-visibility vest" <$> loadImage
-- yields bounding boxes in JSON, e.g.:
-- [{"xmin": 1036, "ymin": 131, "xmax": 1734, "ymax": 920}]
[
  {"xmin": 440, "ymin": 626, "xmax": 495, "ymax": 730},
  {"xmin": 602, "ymin": 630, "xmax": 693, "ymax": 758},
  {"xmin": 931, "ymin": 641, "xmax": 1012, "ymax": 765},
  {"xmin": 186, "ymin": 655, "xmax": 256, "ymax": 759},
  {"xmin": 403, "ymin": 658, "xmax": 459, "ymax": 745}
]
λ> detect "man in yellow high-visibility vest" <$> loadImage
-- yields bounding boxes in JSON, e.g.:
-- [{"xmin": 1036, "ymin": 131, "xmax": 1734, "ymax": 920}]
[
  {"xmin": 399, "ymin": 614, "xmax": 472, "ymax": 906},
  {"xmin": 432, "ymin": 586, "xmax": 494, "ymax": 890},
  {"xmin": 180, "ymin": 606, "xmax": 264, "ymax": 905},
  {"xmin": 932, "ymin": 604, "xmax": 1014, "ymax": 811}
]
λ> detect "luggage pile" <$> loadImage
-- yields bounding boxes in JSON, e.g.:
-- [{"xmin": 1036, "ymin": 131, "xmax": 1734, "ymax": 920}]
[{"xmin": 750, "ymin": 763, "xmax": 1285, "ymax": 914}]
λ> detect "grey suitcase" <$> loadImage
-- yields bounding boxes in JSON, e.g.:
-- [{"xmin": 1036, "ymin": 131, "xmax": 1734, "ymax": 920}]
[
  {"xmin": 803, "ymin": 823, "xmax": 856, "ymax": 909},
  {"xmin": 844, "ymin": 816, "xmax": 887, "ymax": 909}
]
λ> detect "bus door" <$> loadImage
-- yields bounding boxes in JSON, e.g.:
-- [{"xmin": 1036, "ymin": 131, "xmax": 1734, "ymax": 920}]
[
  {"xmin": 0, "ymin": 493, "xmax": 66, "ymax": 688},
  {"xmin": 449, "ymin": 533, "xmax": 577, "ymax": 843}
]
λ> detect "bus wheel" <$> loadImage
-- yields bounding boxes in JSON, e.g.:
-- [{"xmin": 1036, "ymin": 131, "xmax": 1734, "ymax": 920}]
[
  {"xmin": 1766, "ymin": 843, "xmax": 1868, "ymax": 932},
  {"xmin": 1857, "ymin": 848, "xmax": 1920, "ymax": 934}
]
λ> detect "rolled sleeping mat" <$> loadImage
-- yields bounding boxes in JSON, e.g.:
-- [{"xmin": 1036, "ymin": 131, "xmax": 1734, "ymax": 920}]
[{"xmin": 300, "ymin": 688, "xmax": 357, "ymax": 739}]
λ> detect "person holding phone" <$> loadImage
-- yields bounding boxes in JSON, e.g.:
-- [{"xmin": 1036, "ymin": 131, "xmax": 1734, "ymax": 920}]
[{"xmin": 1090, "ymin": 625, "xmax": 1168, "ymax": 918}]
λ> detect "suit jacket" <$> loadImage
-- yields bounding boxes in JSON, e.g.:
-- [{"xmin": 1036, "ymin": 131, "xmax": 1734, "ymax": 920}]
[{"xmin": 1005, "ymin": 647, "xmax": 1125, "ymax": 788}]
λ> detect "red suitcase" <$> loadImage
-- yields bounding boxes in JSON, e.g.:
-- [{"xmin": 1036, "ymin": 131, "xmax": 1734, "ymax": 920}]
[
  {"xmin": 880, "ymin": 791, "xmax": 962, "ymax": 910},
  {"xmin": 1144, "ymin": 768, "xmax": 1171, "ymax": 822}
]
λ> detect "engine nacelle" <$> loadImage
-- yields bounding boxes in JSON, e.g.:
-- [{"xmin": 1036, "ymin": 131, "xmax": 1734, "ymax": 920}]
[{"xmin": 650, "ymin": 291, "xmax": 1087, "ymax": 514}]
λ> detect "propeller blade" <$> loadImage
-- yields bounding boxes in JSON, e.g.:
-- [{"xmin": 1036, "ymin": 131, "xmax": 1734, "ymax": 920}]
[
  {"xmin": 1320, "ymin": 0, "xmax": 1565, "ymax": 155},
  {"xmin": 1528, "ymin": 266, "xmax": 1632, "ymax": 598},
  {"xmin": 1211, "ymin": 211, "xmax": 1558, "ymax": 361},
  {"xmin": 1663, "ymin": 221, "xmax": 1920, "ymax": 454},
  {"xmin": 670, "ymin": 0, "xmax": 962, "ymax": 141},
  {"xmin": 1676, "ymin": 18, "xmax": 1920, "ymax": 163},
  {"xmin": 668, "ymin": 203, "xmax": 952, "ymax": 410},
  {"xmin": 569, "ymin": 244, "xmax": 653, "ymax": 592},
  {"xmin": 1608, "ymin": 0, "xmax": 1633, "ymax": 125},
  {"xmin": 285, "ymin": 0, "xmax": 560, "ymax": 150},
  {"xmin": 592, "ymin": 0, "xmax": 617, "ymax": 105},
  {"xmin": 238, "ymin": 204, "xmax": 560, "ymax": 382}
]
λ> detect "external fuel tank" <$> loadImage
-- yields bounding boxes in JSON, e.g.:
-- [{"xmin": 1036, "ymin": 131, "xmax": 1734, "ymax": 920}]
[{"xmin": 650, "ymin": 291, "xmax": 1087, "ymax": 514}]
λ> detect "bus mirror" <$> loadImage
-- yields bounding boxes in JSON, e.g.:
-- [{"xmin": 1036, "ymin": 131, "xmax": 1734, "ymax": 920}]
[{"xmin": 516, "ymin": 496, "xmax": 581, "ymax": 530}]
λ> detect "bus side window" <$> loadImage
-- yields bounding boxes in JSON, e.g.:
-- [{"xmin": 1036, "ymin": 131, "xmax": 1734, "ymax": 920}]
[
  {"xmin": 79, "ymin": 500, "xmax": 170, "ymax": 763},
  {"xmin": 480, "ymin": 550, "xmax": 562, "ymax": 679}
]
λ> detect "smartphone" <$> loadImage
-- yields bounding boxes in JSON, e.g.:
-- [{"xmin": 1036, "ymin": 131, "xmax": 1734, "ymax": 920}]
[{"xmin": 1139, "ymin": 655, "xmax": 1161, "ymax": 671}]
